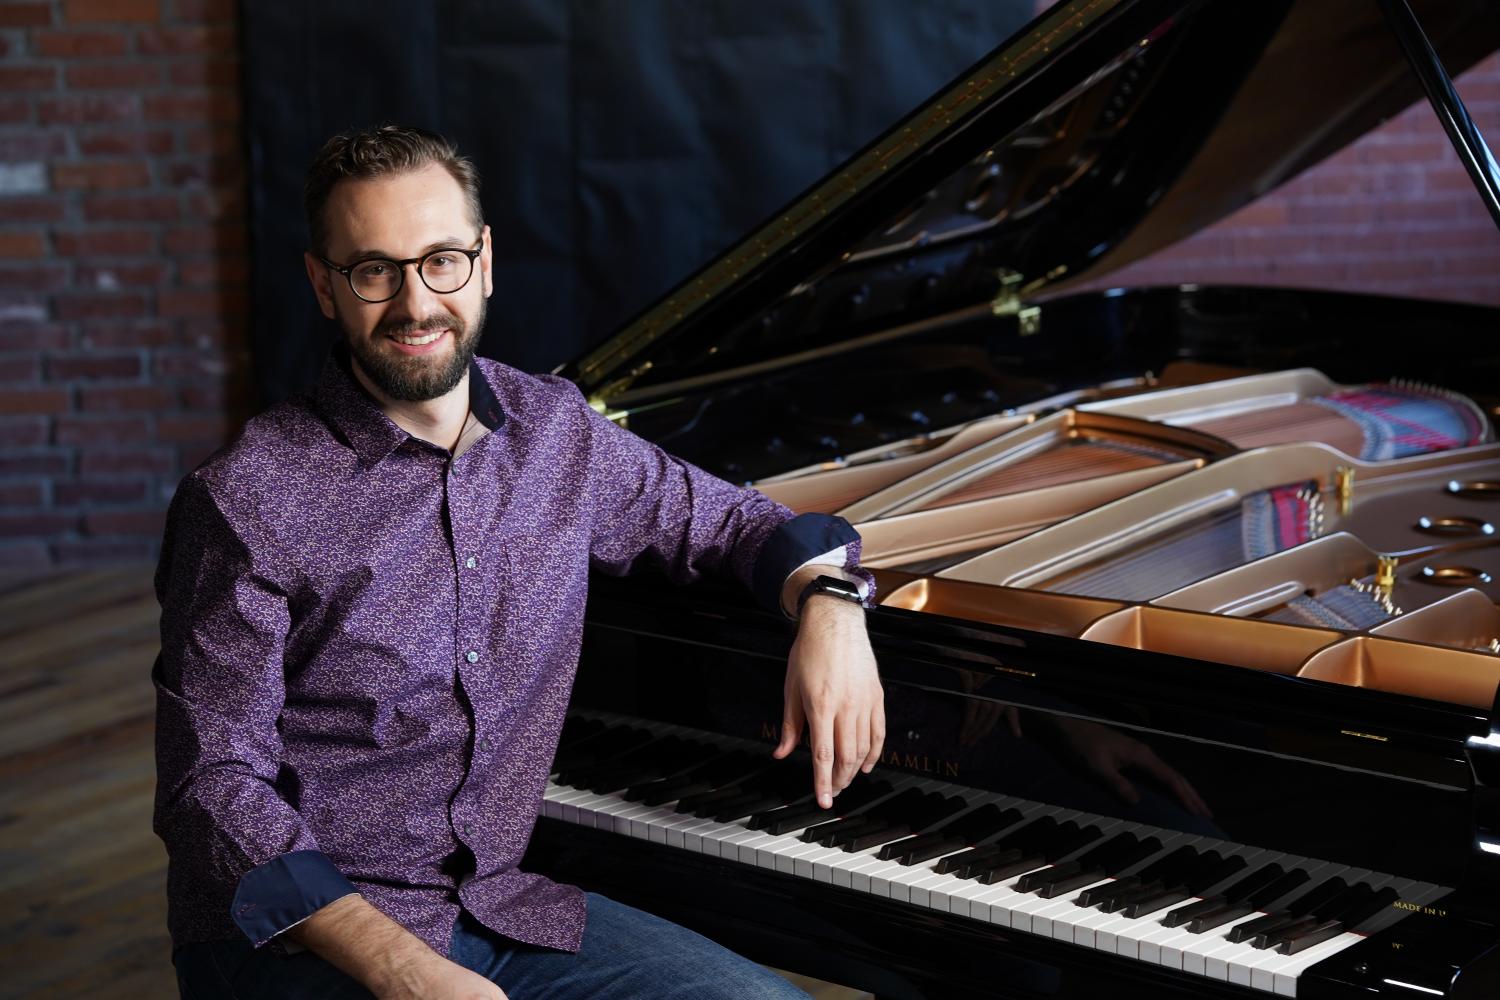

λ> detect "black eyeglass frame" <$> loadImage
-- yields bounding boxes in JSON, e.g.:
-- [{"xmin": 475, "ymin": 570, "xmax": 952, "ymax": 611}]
[{"xmin": 318, "ymin": 236, "xmax": 485, "ymax": 304}]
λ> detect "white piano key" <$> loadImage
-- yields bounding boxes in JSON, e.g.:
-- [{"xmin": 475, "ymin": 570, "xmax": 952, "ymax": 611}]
[
  {"xmin": 1179, "ymin": 910, "xmax": 1266, "ymax": 976},
  {"xmin": 1025, "ymin": 881, "xmax": 1114, "ymax": 938},
  {"xmin": 693, "ymin": 820, "xmax": 755, "ymax": 857},
  {"xmin": 1255, "ymin": 930, "xmax": 1365, "ymax": 996},
  {"xmin": 879, "ymin": 857, "xmax": 965, "ymax": 899},
  {"xmin": 778, "ymin": 840, "xmax": 829, "ymax": 876},
  {"xmin": 828, "ymin": 847, "xmax": 891, "ymax": 888},
  {"xmin": 850, "ymin": 856, "xmax": 908, "ymax": 893}
]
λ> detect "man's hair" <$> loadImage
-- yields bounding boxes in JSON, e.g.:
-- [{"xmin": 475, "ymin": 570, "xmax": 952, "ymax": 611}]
[{"xmin": 304, "ymin": 125, "xmax": 482, "ymax": 257}]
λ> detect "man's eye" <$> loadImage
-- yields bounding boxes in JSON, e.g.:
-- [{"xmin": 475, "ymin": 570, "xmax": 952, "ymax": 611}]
[
  {"xmin": 426, "ymin": 254, "xmax": 456, "ymax": 270},
  {"xmin": 357, "ymin": 262, "xmax": 391, "ymax": 278}
]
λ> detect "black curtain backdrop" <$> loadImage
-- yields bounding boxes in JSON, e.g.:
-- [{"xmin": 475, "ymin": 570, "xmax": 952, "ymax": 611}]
[{"xmin": 241, "ymin": 0, "xmax": 1034, "ymax": 405}]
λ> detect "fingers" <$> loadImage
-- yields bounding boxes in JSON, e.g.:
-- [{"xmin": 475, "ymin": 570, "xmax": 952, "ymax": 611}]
[
  {"xmin": 810, "ymin": 709, "xmax": 836, "ymax": 809},
  {"xmin": 1101, "ymin": 759, "xmax": 1142, "ymax": 805},
  {"xmin": 862, "ymin": 699, "xmax": 884, "ymax": 774},
  {"xmin": 834, "ymin": 712, "xmax": 861, "ymax": 794},
  {"xmin": 1134, "ymin": 749, "xmax": 1214, "ymax": 820},
  {"xmin": 772, "ymin": 696, "xmax": 805, "ymax": 760}
]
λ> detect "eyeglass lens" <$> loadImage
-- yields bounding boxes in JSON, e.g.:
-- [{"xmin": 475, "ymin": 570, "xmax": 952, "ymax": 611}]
[{"xmin": 350, "ymin": 249, "xmax": 475, "ymax": 301}]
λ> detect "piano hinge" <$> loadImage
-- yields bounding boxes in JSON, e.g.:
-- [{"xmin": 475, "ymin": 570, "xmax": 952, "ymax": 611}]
[
  {"xmin": 992, "ymin": 665, "xmax": 1037, "ymax": 679},
  {"xmin": 1340, "ymin": 729, "xmax": 1390, "ymax": 742},
  {"xmin": 587, "ymin": 396, "xmax": 630, "ymax": 427},
  {"xmin": 991, "ymin": 269, "xmax": 1046, "ymax": 336}
]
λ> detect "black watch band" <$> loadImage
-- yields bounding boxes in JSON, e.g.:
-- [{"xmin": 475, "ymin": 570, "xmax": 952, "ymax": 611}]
[{"xmin": 796, "ymin": 574, "xmax": 864, "ymax": 617}]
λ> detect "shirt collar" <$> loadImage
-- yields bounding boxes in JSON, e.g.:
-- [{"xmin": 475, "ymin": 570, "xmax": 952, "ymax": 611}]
[{"xmin": 316, "ymin": 342, "xmax": 506, "ymax": 468}]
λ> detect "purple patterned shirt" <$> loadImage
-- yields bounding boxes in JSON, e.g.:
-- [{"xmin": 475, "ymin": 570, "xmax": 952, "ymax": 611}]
[{"xmin": 153, "ymin": 348, "xmax": 866, "ymax": 956}]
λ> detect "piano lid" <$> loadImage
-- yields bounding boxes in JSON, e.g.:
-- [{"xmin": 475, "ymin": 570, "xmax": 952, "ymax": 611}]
[{"xmin": 555, "ymin": 0, "xmax": 1500, "ymax": 409}]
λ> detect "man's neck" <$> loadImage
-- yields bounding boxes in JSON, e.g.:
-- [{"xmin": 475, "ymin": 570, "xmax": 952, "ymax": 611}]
[{"xmin": 349, "ymin": 358, "xmax": 471, "ymax": 453}]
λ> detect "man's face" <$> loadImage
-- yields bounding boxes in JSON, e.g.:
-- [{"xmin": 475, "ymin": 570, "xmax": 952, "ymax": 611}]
[{"xmin": 304, "ymin": 163, "xmax": 492, "ymax": 402}]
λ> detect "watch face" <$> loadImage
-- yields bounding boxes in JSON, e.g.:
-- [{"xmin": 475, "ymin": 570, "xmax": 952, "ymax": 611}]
[{"xmin": 815, "ymin": 576, "xmax": 861, "ymax": 600}]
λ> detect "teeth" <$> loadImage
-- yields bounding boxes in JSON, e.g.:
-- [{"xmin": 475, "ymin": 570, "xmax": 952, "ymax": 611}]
[{"xmin": 393, "ymin": 330, "xmax": 443, "ymax": 346}]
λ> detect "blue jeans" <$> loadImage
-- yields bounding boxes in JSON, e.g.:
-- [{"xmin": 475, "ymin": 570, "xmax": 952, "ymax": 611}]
[{"xmin": 173, "ymin": 893, "xmax": 810, "ymax": 999}]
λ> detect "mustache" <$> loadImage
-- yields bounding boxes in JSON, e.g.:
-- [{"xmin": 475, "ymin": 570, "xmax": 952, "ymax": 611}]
[{"xmin": 375, "ymin": 314, "xmax": 462, "ymax": 339}]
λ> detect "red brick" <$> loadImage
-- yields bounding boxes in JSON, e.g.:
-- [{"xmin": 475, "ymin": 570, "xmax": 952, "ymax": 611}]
[
  {"xmin": 79, "ymin": 383, "xmax": 175, "ymax": 410},
  {"xmin": 65, "ymin": 61, "xmax": 163, "ymax": 89},
  {"xmin": 33, "ymin": 28, "xmax": 130, "ymax": 57},
  {"xmin": 0, "ymin": 322, "xmax": 70, "ymax": 352},
  {"xmin": 179, "ymin": 379, "xmax": 245, "ymax": 411},
  {"xmin": 64, "ymin": 0, "xmax": 160, "ymax": 23},
  {"xmin": 53, "ymin": 293, "xmax": 149, "ymax": 321},
  {"xmin": 174, "ymin": 0, "xmax": 234, "ymax": 20},
  {"xmin": 54, "ymin": 413, "xmax": 149, "ymax": 445},
  {"xmin": 0, "ymin": 3, "xmax": 51, "ymax": 27},
  {"xmin": 38, "ymin": 94, "xmax": 141, "ymax": 126},
  {"xmin": 187, "ymin": 187, "xmax": 244, "ymax": 221},
  {"xmin": 153, "ymin": 349, "xmax": 224, "ymax": 378},
  {"xmin": 76, "ymin": 261, "xmax": 169, "ymax": 288},
  {"xmin": 144, "ymin": 91, "xmax": 239, "ymax": 123},
  {"xmin": 52, "ymin": 227, "xmax": 156, "ymax": 257},
  {"xmin": 1359, "ymin": 138, "xmax": 1451, "ymax": 166},
  {"xmin": 0, "ymin": 512, "xmax": 78, "ymax": 538},
  {"xmin": 0, "ymin": 452, "xmax": 69, "ymax": 476},
  {"xmin": 52, "ymin": 539, "xmax": 155, "ymax": 563},
  {"xmin": 162, "ymin": 223, "xmax": 244, "ymax": 254},
  {"xmin": 1223, "ymin": 199, "xmax": 1290, "ymax": 228},
  {"xmin": 1287, "ymin": 200, "xmax": 1377, "ymax": 226},
  {"xmin": 1407, "ymin": 226, "xmax": 1500, "ymax": 251},
  {"xmin": 1377, "ymin": 198, "xmax": 1469, "ymax": 224},
  {"xmin": 0, "ymin": 416, "xmax": 48, "ymax": 447},
  {"xmin": 1438, "ymin": 254, "xmax": 1500, "ymax": 277},
  {"xmin": 0, "ymin": 540, "xmax": 53, "ymax": 568},
  {"xmin": 55, "ymin": 477, "xmax": 148, "ymax": 505},
  {"xmin": 83, "ymin": 193, "xmax": 178, "ymax": 221},
  {"xmin": 168, "ymin": 58, "xmax": 240, "ymax": 88},
  {"xmin": 156, "ymin": 412, "xmax": 232, "ymax": 443},
  {"xmin": 0, "ymin": 481, "xmax": 44, "ymax": 505},
  {"xmin": 0, "ymin": 65, "xmax": 59, "ymax": 90},
  {"xmin": 77, "ymin": 127, "xmax": 174, "ymax": 156},
  {"xmin": 78, "ymin": 320, "xmax": 174, "ymax": 348},
  {"xmin": 179, "ymin": 255, "xmax": 246, "ymax": 287},
  {"xmin": 0, "ymin": 354, "xmax": 40, "ymax": 380},
  {"xmin": 0, "ymin": 263, "xmax": 68, "ymax": 292},
  {"xmin": 0, "ymin": 197, "xmax": 65, "ymax": 224},
  {"xmin": 180, "ymin": 316, "xmax": 243, "ymax": 349},
  {"xmin": 136, "ymin": 24, "xmax": 233, "ymax": 55},
  {"xmin": 51, "ymin": 160, "xmax": 151, "ymax": 191},
  {"xmin": 0, "ymin": 96, "xmax": 30, "ymax": 124},
  {"xmin": 0, "ymin": 386, "xmax": 68, "ymax": 415},
  {"xmin": 46, "ymin": 353, "xmax": 142, "ymax": 380},
  {"xmin": 1350, "ymin": 258, "xmax": 1436, "ymax": 281},
  {"xmin": 164, "ymin": 156, "xmax": 241, "ymax": 189},
  {"xmin": 0, "ymin": 232, "xmax": 47, "ymax": 258},
  {"xmin": 79, "ymin": 446, "xmax": 174, "ymax": 475},
  {"xmin": 159, "ymin": 289, "xmax": 244, "ymax": 318},
  {"xmin": 0, "ymin": 131, "xmax": 69, "ymax": 159},
  {"xmin": 83, "ymin": 508, "xmax": 165, "ymax": 535},
  {"xmin": 181, "ymin": 125, "xmax": 239, "ymax": 156}
]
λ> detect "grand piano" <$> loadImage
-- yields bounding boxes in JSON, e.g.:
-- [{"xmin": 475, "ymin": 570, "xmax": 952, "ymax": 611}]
[{"xmin": 522, "ymin": 0, "xmax": 1500, "ymax": 996}]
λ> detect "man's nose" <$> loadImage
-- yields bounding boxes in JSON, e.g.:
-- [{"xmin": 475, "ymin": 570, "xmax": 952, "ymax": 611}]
[{"xmin": 388, "ymin": 261, "xmax": 442, "ymax": 320}]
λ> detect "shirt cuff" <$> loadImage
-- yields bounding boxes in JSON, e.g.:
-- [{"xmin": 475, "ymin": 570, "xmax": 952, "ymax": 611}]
[
  {"xmin": 231, "ymin": 849, "xmax": 358, "ymax": 947},
  {"xmin": 751, "ymin": 513, "xmax": 877, "ymax": 617}
]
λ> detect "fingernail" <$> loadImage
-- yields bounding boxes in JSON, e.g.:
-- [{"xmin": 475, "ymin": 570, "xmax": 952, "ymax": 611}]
[{"xmin": 819, "ymin": 793, "xmax": 831, "ymax": 808}]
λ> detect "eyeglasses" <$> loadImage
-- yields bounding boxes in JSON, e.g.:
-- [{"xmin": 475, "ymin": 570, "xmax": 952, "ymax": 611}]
[{"xmin": 319, "ymin": 237, "xmax": 483, "ymax": 303}]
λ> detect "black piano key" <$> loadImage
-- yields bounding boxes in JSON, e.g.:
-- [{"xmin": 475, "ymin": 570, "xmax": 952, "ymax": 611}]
[
  {"xmin": 1186, "ymin": 853, "xmax": 1247, "ymax": 894},
  {"xmin": 898, "ymin": 835, "xmax": 969, "ymax": 865},
  {"xmin": 1285, "ymin": 877, "xmax": 1350, "ymax": 919},
  {"xmin": 712, "ymin": 792, "xmax": 784, "ymax": 823},
  {"xmin": 844, "ymin": 824, "xmax": 912, "ymax": 853},
  {"xmin": 630, "ymin": 777, "xmax": 704, "ymax": 805},
  {"xmin": 817, "ymin": 817, "xmax": 886, "ymax": 847},
  {"xmin": 1276, "ymin": 919, "xmax": 1347, "ymax": 955},
  {"xmin": 978, "ymin": 853, "xmax": 1048, "ymax": 884},
  {"xmin": 1252, "ymin": 916, "xmax": 1319, "ymax": 950},
  {"xmin": 1217, "ymin": 863, "xmax": 1287, "ymax": 905},
  {"xmin": 876, "ymin": 829, "xmax": 948, "ymax": 862},
  {"xmin": 937, "ymin": 804, "xmax": 1022, "ymax": 844},
  {"xmin": 909, "ymin": 794, "xmax": 968, "ymax": 830},
  {"xmin": 937, "ymin": 845, "xmax": 1012, "ymax": 877},
  {"xmin": 1227, "ymin": 911, "xmax": 1301, "ymax": 944},
  {"xmin": 1074, "ymin": 832, "xmax": 1139, "ymax": 871},
  {"xmin": 1036, "ymin": 868, "xmax": 1114, "ymax": 899},
  {"xmin": 1075, "ymin": 876, "xmax": 1139, "ymax": 908},
  {"xmin": 1123, "ymin": 886, "xmax": 1195, "ymax": 919},
  {"xmin": 1187, "ymin": 904, "xmax": 1254, "ymax": 934},
  {"xmin": 958, "ymin": 848, "xmax": 1021, "ymax": 879},
  {"xmin": 1045, "ymin": 824, "xmax": 1105, "ymax": 862},
  {"xmin": 1160, "ymin": 895, "xmax": 1228, "ymax": 928},
  {"xmin": 748, "ymin": 801, "xmax": 819, "ymax": 832},
  {"xmin": 1309, "ymin": 883, "xmax": 1376, "ymax": 923},
  {"xmin": 1098, "ymin": 880, "xmax": 1167, "ymax": 914},
  {"xmin": 992, "ymin": 817, "xmax": 1060, "ymax": 855},
  {"xmin": 1015, "ymin": 860, "xmax": 1082, "ymax": 893},
  {"xmin": 1137, "ymin": 845, "xmax": 1201, "ymax": 885},
  {"xmin": 1247, "ymin": 867, "xmax": 1311, "ymax": 908},
  {"xmin": 1105, "ymin": 836, "xmax": 1164, "ymax": 876},
  {"xmin": 1342, "ymin": 886, "xmax": 1402, "ymax": 932}
]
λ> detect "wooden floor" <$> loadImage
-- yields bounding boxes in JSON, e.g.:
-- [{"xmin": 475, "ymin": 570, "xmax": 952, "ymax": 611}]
[{"xmin": 0, "ymin": 567, "xmax": 866, "ymax": 999}]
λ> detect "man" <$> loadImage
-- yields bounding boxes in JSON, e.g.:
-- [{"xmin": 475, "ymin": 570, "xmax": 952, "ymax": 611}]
[{"xmin": 155, "ymin": 125, "xmax": 885, "ymax": 999}]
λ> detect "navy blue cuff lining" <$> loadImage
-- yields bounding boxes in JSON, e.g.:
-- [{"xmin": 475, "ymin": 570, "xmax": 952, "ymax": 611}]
[
  {"xmin": 751, "ymin": 513, "xmax": 859, "ymax": 613},
  {"xmin": 231, "ymin": 850, "xmax": 357, "ymax": 946}
]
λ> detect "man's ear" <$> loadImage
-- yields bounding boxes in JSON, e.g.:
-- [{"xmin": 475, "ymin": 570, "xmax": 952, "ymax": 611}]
[
  {"xmin": 479, "ymin": 223, "xmax": 493, "ymax": 299},
  {"xmin": 304, "ymin": 252, "xmax": 337, "ymax": 320}
]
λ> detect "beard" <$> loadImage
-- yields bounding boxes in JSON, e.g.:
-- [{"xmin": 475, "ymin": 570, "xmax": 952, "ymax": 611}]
[{"xmin": 337, "ymin": 296, "xmax": 486, "ymax": 402}]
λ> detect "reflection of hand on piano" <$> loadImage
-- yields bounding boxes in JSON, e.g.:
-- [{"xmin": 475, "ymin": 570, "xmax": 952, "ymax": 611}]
[
  {"xmin": 772, "ymin": 591, "xmax": 886, "ymax": 810},
  {"xmin": 1051, "ymin": 717, "xmax": 1213, "ymax": 821}
]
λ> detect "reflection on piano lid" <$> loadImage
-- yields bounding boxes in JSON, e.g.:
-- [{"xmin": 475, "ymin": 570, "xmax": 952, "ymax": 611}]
[{"xmin": 534, "ymin": 0, "xmax": 1500, "ymax": 996}]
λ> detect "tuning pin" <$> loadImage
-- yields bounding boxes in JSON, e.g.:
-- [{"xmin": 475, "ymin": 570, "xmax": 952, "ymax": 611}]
[
  {"xmin": 1335, "ymin": 466, "xmax": 1356, "ymax": 518},
  {"xmin": 1375, "ymin": 555, "xmax": 1398, "ymax": 600}
]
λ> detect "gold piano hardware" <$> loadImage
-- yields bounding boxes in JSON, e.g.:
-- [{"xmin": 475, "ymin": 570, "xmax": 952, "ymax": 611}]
[
  {"xmin": 880, "ymin": 749, "xmax": 962, "ymax": 779},
  {"xmin": 587, "ymin": 397, "xmax": 630, "ymax": 427},
  {"xmin": 1339, "ymin": 729, "xmax": 1390, "ymax": 742},
  {"xmin": 1392, "ymin": 900, "xmax": 1448, "ymax": 917},
  {"xmin": 992, "ymin": 665, "xmax": 1038, "ymax": 679},
  {"xmin": 1335, "ymin": 464, "xmax": 1355, "ymax": 517}
]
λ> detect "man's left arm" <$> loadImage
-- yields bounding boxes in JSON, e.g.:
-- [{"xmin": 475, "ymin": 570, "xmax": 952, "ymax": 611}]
[{"xmin": 567, "ymin": 384, "xmax": 884, "ymax": 806}]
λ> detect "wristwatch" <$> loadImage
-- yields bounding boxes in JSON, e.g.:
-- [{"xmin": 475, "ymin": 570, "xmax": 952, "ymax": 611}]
[{"xmin": 796, "ymin": 574, "xmax": 865, "ymax": 617}]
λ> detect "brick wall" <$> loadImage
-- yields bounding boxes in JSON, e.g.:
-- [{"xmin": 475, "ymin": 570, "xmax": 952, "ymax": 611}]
[
  {"xmin": 0, "ymin": 0, "xmax": 249, "ymax": 569},
  {"xmin": 0, "ymin": 3, "xmax": 1496, "ymax": 570}
]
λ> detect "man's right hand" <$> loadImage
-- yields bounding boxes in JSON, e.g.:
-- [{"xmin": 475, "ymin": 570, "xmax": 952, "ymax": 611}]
[{"xmin": 288, "ymin": 894, "xmax": 508, "ymax": 999}]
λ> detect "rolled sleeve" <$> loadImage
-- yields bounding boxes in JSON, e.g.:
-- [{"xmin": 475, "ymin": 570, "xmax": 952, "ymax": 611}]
[
  {"xmin": 752, "ymin": 512, "xmax": 877, "ymax": 616},
  {"xmin": 232, "ymin": 850, "xmax": 358, "ymax": 946}
]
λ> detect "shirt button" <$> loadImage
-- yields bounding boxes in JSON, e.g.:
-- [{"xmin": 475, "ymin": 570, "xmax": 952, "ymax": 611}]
[
  {"xmin": 462, "ymin": 822, "xmax": 472, "ymax": 836},
  {"xmin": 465, "ymin": 556, "xmax": 477, "ymax": 570},
  {"xmin": 465, "ymin": 650, "xmax": 479, "ymax": 663},
  {"xmin": 477, "ymin": 738, "xmax": 491, "ymax": 752}
]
